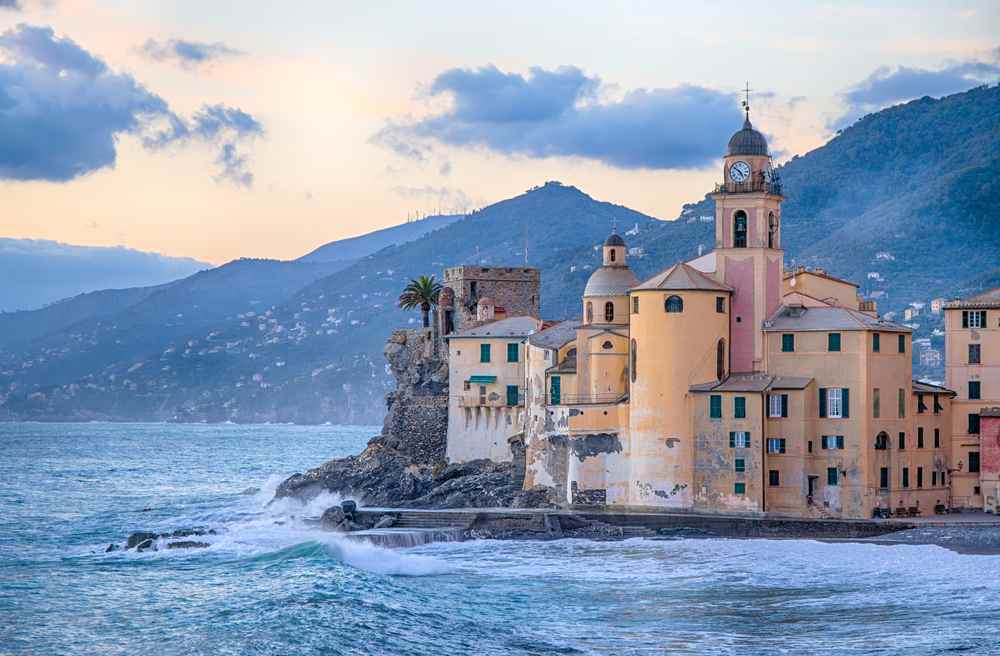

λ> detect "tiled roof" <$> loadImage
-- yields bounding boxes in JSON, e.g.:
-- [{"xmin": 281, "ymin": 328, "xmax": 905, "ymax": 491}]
[
  {"xmin": 943, "ymin": 287, "xmax": 1000, "ymax": 309},
  {"xmin": 528, "ymin": 320, "xmax": 579, "ymax": 349},
  {"xmin": 784, "ymin": 268, "xmax": 859, "ymax": 288},
  {"xmin": 689, "ymin": 373, "xmax": 813, "ymax": 393},
  {"xmin": 763, "ymin": 304, "xmax": 910, "ymax": 332},
  {"xmin": 633, "ymin": 262, "xmax": 732, "ymax": 293},
  {"xmin": 449, "ymin": 316, "xmax": 540, "ymax": 338},
  {"xmin": 911, "ymin": 380, "xmax": 956, "ymax": 395}
]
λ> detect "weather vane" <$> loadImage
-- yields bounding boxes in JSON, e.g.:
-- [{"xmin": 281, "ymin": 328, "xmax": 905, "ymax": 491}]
[{"xmin": 742, "ymin": 81, "xmax": 752, "ymax": 119}]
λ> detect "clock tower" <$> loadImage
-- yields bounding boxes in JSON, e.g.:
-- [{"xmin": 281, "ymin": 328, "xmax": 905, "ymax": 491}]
[{"xmin": 709, "ymin": 102, "xmax": 784, "ymax": 373}]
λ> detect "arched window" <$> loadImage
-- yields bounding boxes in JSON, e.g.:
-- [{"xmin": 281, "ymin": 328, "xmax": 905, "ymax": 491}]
[
  {"xmin": 734, "ymin": 211, "xmax": 748, "ymax": 248},
  {"xmin": 630, "ymin": 338, "xmax": 637, "ymax": 383},
  {"xmin": 601, "ymin": 340, "xmax": 614, "ymax": 350},
  {"xmin": 586, "ymin": 301, "xmax": 593, "ymax": 323},
  {"xmin": 604, "ymin": 301, "xmax": 614, "ymax": 322},
  {"xmin": 665, "ymin": 295, "xmax": 684, "ymax": 313},
  {"xmin": 609, "ymin": 248, "xmax": 616, "ymax": 262},
  {"xmin": 768, "ymin": 211, "xmax": 778, "ymax": 249},
  {"xmin": 716, "ymin": 339, "xmax": 726, "ymax": 381}
]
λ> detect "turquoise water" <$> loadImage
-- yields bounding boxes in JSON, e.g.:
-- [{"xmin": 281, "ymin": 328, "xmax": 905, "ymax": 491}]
[{"xmin": 2, "ymin": 422, "xmax": 1000, "ymax": 655}]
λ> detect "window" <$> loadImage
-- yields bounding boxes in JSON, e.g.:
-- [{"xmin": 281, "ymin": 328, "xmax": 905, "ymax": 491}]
[
  {"xmin": 917, "ymin": 467, "xmax": 924, "ymax": 488},
  {"xmin": 716, "ymin": 297, "xmax": 726, "ymax": 313},
  {"xmin": 734, "ymin": 211, "xmax": 748, "ymax": 248},
  {"xmin": 875, "ymin": 432, "xmax": 889, "ymax": 450},
  {"xmin": 821, "ymin": 435, "xmax": 844, "ymax": 450},
  {"xmin": 550, "ymin": 376, "xmax": 561, "ymax": 405},
  {"xmin": 828, "ymin": 333, "xmax": 841, "ymax": 352},
  {"xmin": 873, "ymin": 388, "xmax": 880, "ymax": 418},
  {"xmin": 734, "ymin": 397, "xmax": 746, "ymax": 419},
  {"xmin": 709, "ymin": 394, "xmax": 722, "ymax": 419},
  {"xmin": 729, "ymin": 431, "xmax": 750, "ymax": 448},
  {"xmin": 898, "ymin": 432, "xmax": 906, "ymax": 450},
  {"xmin": 898, "ymin": 334, "xmax": 906, "ymax": 353},
  {"xmin": 734, "ymin": 482, "xmax": 746, "ymax": 495},
  {"xmin": 609, "ymin": 248, "xmax": 616, "ymax": 263},
  {"xmin": 768, "ymin": 394, "xmax": 788, "ymax": 418},
  {"xmin": 933, "ymin": 395, "xmax": 943, "ymax": 414},
  {"xmin": 969, "ymin": 413, "xmax": 981, "ymax": 434},
  {"xmin": 632, "ymin": 296, "xmax": 639, "ymax": 314},
  {"xmin": 480, "ymin": 343, "xmax": 491, "ymax": 363},
  {"xmin": 507, "ymin": 342, "xmax": 519, "ymax": 363},
  {"xmin": 716, "ymin": 339, "xmax": 726, "ymax": 381},
  {"xmin": 880, "ymin": 467, "xmax": 889, "ymax": 490},
  {"xmin": 781, "ymin": 334, "xmax": 795, "ymax": 352},
  {"xmin": 969, "ymin": 452, "xmax": 981, "ymax": 473},
  {"xmin": 822, "ymin": 387, "xmax": 848, "ymax": 418},
  {"xmin": 769, "ymin": 470, "xmax": 780, "ymax": 487},
  {"xmin": 873, "ymin": 333, "xmax": 880, "ymax": 352},
  {"xmin": 969, "ymin": 381, "xmax": 981, "ymax": 400},
  {"xmin": 586, "ymin": 301, "xmax": 593, "ymax": 323},
  {"xmin": 479, "ymin": 385, "xmax": 487, "ymax": 404},
  {"xmin": 463, "ymin": 380, "xmax": 471, "ymax": 391},
  {"xmin": 808, "ymin": 440, "xmax": 813, "ymax": 453},
  {"xmin": 969, "ymin": 343, "xmax": 981, "ymax": 364},
  {"xmin": 898, "ymin": 388, "xmax": 906, "ymax": 418},
  {"xmin": 934, "ymin": 428, "xmax": 940, "ymax": 448},
  {"xmin": 630, "ymin": 339, "xmax": 637, "ymax": 383},
  {"xmin": 917, "ymin": 427, "xmax": 924, "ymax": 449},
  {"xmin": 827, "ymin": 468, "xmax": 839, "ymax": 486},
  {"xmin": 601, "ymin": 340, "xmax": 614, "ymax": 350},
  {"xmin": 767, "ymin": 438, "xmax": 786, "ymax": 454},
  {"xmin": 932, "ymin": 471, "xmax": 938, "ymax": 486},
  {"xmin": 902, "ymin": 468, "xmax": 909, "ymax": 488},
  {"xmin": 963, "ymin": 310, "xmax": 986, "ymax": 328},
  {"xmin": 917, "ymin": 394, "xmax": 927, "ymax": 414},
  {"xmin": 665, "ymin": 295, "xmax": 684, "ymax": 313},
  {"xmin": 506, "ymin": 385, "xmax": 519, "ymax": 406},
  {"xmin": 768, "ymin": 211, "xmax": 778, "ymax": 249},
  {"xmin": 604, "ymin": 301, "xmax": 615, "ymax": 322},
  {"xmin": 734, "ymin": 458, "xmax": 746, "ymax": 473}
]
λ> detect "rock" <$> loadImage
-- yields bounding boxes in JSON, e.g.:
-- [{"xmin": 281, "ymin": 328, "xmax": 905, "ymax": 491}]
[
  {"xmin": 341, "ymin": 500, "xmax": 357, "ymax": 515},
  {"xmin": 135, "ymin": 538, "xmax": 156, "ymax": 552},
  {"xmin": 105, "ymin": 543, "xmax": 119, "ymax": 553},
  {"xmin": 373, "ymin": 515, "xmax": 396, "ymax": 529},
  {"xmin": 241, "ymin": 487, "xmax": 260, "ymax": 495},
  {"xmin": 321, "ymin": 506, "xmax": 347, "ymax": 529},
  {"xmin": 126, "ymin": 531, "xmax": 158, "ymax": 549},
  {"xmin": 166, "ymin": 541, "xmax": 210, "ymax": 550}
]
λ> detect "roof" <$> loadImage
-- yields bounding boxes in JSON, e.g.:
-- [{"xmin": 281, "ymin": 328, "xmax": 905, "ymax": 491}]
[
  {"xmin": 686, "ymin": 251, "xmax": 716, "ymax": 274},
  {"xmin": 449, "ymin": 316, "xmax": 539, "ymax": 339},
  {"xmin": 763, "ymin": 304, "xmax": 911, "ymax": 333},
  {"xmin": 547, "ymin": 355, "xmax": 577, "ymax": 374},
  {"xmin": 944, "ymin": 287, "xmax": 1000, "ymax": 310},
  {"xmin": 633, "ymin": 261, "xmax": 733, "ymax": 293},
  {"xmin": 981, "ymin": 407, "xmax": 1000, "ymax": 418},
  {"xmin": 912, "ymin": 380, "xmax": 956, "ymax": 396},
  {"xmin": 584, "ymin": 265, "xmax": 639, "ymax": 297},
  {"xmin": 784, "ymin": 268, "xmax": 859, "ymax": 289},
  {"xmin": 727, "ymin": 117, "xmax": 769, "ymax": 157},
  {"xmin": 528, "ymin": 320, "xmax": 579, "ymax": 349},
  {"xmin": 604, "ymin": 233, "xmax": 625, "ymax": 247},
  {"xmin": 690, "ymin": 373, "xmax": 813, "ymax": 393}
]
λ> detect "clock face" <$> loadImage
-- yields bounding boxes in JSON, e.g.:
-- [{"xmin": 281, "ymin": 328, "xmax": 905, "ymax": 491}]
[{"xmin": 730, "ymin": 161, "xmax": 751, "ymax": 183}]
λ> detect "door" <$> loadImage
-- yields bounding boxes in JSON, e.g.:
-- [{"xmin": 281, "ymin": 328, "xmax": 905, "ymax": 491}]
[
  {"xmin": 550, "ymin": 376, "xmax": 561, "ymax": 405},
  {"xmin": 807, "ymin": 476, "xmax": 818, "ymax": 505}
]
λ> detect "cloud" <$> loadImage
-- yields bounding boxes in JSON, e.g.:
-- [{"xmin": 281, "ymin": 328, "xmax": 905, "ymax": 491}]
[
  {"xmin": 835, "ymin": 48, "xmax": 1000, "ymax": 127},
  {"xmin": 140, "ymin": 38, "xmax": 243, "ymax": 68},
  {"xmin": 373, "ymin": 64, "xmax": 743, "ymax": 170},
  {"xmin": 0, "ymin": 24, "xmax": 261, "ymax": 185},
  {"xmin": 0, "ymin": 0, "xmax": 21, "ymax": 10}
]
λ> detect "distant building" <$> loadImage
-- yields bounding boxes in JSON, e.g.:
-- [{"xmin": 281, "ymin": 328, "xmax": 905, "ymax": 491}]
[
  {"xmin": 931, "ymin": 298, "xmax": 946, "ymax": 314},
  {"xmin": 919, "ymin": 348, "xmax": 942, "ymax": 368}
]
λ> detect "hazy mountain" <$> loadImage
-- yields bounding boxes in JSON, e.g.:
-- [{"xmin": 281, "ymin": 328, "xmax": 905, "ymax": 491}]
[
  {"xmin": 0, "ymin": 239, "xmax": 210, "ymax": 312},
  {"xmin": 2, "ymin": 85, "xmax": 997, "ymax": 423},
  {"xmin": 299, "ymin": 213, "xmax": 462, "ymax": 262}
]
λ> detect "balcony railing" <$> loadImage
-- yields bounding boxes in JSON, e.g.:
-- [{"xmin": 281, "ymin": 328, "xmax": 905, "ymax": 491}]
[
  {"xmin": 713, "ymin": 177, "xmax": 782, "ymax": 195},
  {"xmin": 548, "ymin": 393, "xmax": 626, "ymax": 406}
]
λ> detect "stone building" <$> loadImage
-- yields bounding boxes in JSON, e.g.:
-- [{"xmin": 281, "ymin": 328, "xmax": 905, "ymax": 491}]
[{"xmin": 439, "ymin": 265, "xmax": 540, "ymax": 337}]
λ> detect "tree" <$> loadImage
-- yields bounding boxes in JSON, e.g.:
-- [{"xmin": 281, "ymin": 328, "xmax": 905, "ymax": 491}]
[{"xmin": 398, "ymin": 275, "xmax": 442, "ymax": 328}]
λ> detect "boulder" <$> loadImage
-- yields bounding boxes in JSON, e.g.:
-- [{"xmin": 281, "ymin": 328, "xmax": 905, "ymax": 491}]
[
  {"xmin": 320, "ymin": 506, "xmax": 347, "ymax": 529},
  {"xmin": 126, "ymin": 531, "xmax": 158, "ymax": 549},
  {"xmin": 166, "ymin": 541, "xmax": 210, "ymax": 550}
]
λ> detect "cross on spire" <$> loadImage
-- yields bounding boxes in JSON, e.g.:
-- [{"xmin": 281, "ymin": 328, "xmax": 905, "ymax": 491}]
[
  {"xmin": 741, "ymin": 81, "xmax": 752, "ymax": 121},
  {"xmin": 611, "ymin": 216, "xmax": 618, "ymax": 234}
]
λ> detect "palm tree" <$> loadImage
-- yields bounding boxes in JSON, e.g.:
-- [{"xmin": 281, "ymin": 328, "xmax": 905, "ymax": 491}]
[{"xmin": 398, "ymin": 275, "xmax": 442, "ymax": 328}]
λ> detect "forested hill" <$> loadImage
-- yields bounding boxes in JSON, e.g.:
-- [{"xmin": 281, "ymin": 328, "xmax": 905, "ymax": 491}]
[{"xmin": 1, "ymin": 85, "xmax": 997, "ymax": 423}]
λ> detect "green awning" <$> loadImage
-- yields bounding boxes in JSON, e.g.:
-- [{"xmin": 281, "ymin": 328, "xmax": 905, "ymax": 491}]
[{"xmin": 468, "ymin": 375, "xmax": 497, "ymax": 384}]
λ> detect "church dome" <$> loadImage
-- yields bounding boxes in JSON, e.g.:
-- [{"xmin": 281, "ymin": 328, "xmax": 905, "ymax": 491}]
[
  {"xmin": 604, "ymin": 233, "xmax": 625, "ymax": 247},
  {"xmin": 727, "ymin": 117, "xmax": 768, "ymax": 156},
  {"xmin": 583, "ymin": 266, "xmax": 639, "ymax": 297}
]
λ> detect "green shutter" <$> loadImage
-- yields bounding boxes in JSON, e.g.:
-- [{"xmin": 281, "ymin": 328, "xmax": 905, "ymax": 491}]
[
  {"xmin": 962, "ymin": 311, "xmax": 969, "ymax": 328},
  {"xmin": 873, "ymin": 333, "xmax": 880, "ymax": 352},
  {"xmin": 841, "ymin": 388, "xmax": 850, "ymax": 418},
  {"xmin": 734, "ymin": 396, "xmax": 746, "ymax": 419},
  {"xmin": 550, "ymin": 376, "xmax": 561, "ymax": 405},
  {"xmin": 480, "ymin": 343, "xmax": 491, "ymax": 363},
  {"xmin": 734, "ymin": 482, "xmax": 746, "ymax": 495},
  {"xmin": 819, "ymin": 388, "xmax": 827, "ymax": 418},
  {"xmin": 734, "ymin": 458, "xmax": 745, "ymax": 473},
  {"xmin": 506, "ymin": 342, "xmax": 519, "ymax": 363},
  {"xmin": 827, "ymin": 467, "xmax": 838, "ymax": 486},
  {"xmin": 781, "ymin": 394, "xmax": 789, "ymax": 418},
  {"xmin": 729, "ymin": 431, "xmax": 736, "ymax": 448},
  {"xmin": 710, "ymin": 395, "xmax": 722, "ymax": 419},
  {"xmin": 828, "ymin": 333, "xmax": 841, "ymax": 352},
  {"xmin": 836, "ymin": 435, "xmax": 845, "ymax": 449},
  {"xmin": 506, "ymin": 385, "xmax": 519, "ymax": 406},
  {"xmin": 898, "ymin": 334, "xmax": 905, "ymax": 353},
  {"xmin": 782, "ymin": 334, "xmax": 794, "ymax": 352}
]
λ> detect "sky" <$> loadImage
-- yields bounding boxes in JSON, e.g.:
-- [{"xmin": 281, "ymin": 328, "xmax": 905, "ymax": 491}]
[{"xmin": 1, "ymin": 0, "xmax": 998, "ymax": 265}]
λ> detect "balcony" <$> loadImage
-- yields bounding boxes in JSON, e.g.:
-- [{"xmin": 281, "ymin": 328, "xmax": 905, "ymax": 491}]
[
  {"xmin": 548, "ymin": 392, "xmax": 626, "ymax": 406},
  {"xmin": 713, "ymin": 177, "xmax": 782, "ymax": 196}
]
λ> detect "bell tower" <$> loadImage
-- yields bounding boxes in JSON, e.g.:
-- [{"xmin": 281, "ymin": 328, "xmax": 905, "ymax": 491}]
[{"xmin": 709, "ymin": 86, "xmax": 784, "ymax": 373}]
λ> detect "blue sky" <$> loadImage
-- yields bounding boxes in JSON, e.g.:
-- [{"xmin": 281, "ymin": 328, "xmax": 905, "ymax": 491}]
[{"xmin": 0, "ymin": 1, "xmax": 997, "ymax": 263}]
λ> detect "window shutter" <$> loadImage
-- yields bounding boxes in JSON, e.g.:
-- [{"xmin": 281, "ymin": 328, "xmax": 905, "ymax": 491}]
[
  {"xmin": 765, "ymin": 394, "xmax": 771, "ymax": 415},
  {"xmin": 837, "ymin": 435, "xmax": 845, "ymax": 449},
  {"xmin": 781, "ymin": 394, "xmax": 789, "ymax": 418},
  {"xmin": 962, "ymin": 311, "xmax": 969, "ymax": 328},
  {"xmin": 841, "ymin": 388, "xmax": 850, "ymax": 418},
  {"xmin": 729, "ymin": 432, "xmax": 736, "ymax": 448},
  {"xmin": 821, "ymin": 436, "xmax": 827, "ymax": 450},
  {"xmin": 819, "ymin": 388, "xmax": 827, "ymax": 418}
]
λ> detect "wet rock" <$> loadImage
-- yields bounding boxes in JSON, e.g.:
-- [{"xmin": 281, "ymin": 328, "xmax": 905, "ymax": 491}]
[
  {"xmin": 321, "ymin": 506, "xmax": 347, "ymax": 529},
  {"xmin": 373, "ymin": 515, "xmax": 396, "ymax": 529},
  {"xmin": 126, "ymin": 531, "xmax": 158, "ymax": 549},
  {"xmin": 105, "ymin": 543, "xmax": 119, "ymax": 553},
  {"xmin": 166, "ymin": 541, "xmax": 210, "ymax": 550},
  {"xmin": 135, "ymin": 538, "xmax": 156, "ymax": 552}
]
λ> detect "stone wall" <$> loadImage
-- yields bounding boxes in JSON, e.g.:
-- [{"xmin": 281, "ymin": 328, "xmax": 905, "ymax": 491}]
[
  {"xmin": 380, "ymin": 329, "xmax": 449, "ymax": 465},
  {"xmin": 442, "ymin": 266, "xmax": 541, "ymax": 330}
]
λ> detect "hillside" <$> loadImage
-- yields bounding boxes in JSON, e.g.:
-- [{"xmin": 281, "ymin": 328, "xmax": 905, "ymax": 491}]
[
  {"xmin": 299, "ymin": 213, "xmax": 462, "ymax": 262},
  {"xmin": 2, "ymin": 85, "xmax": 997, "ymax": 423}
]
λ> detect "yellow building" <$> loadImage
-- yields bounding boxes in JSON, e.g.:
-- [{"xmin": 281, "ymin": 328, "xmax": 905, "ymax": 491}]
[{"xmin": 444, "ymin": 111, "xmax": 974, "ymax": 519}]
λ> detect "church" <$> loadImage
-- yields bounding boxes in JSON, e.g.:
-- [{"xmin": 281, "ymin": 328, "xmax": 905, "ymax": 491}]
[{"xmin": 437, "ymin": 110, "xmax": 997, "ymax": 520}]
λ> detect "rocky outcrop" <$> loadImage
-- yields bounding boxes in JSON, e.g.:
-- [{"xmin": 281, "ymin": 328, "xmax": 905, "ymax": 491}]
[{"xmin": 109, "ymin": 528, "xmax": 216, "ymax": 553}]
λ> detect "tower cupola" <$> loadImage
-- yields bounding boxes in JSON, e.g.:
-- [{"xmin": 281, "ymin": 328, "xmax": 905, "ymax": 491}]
[
  {"xmin": 602, "ymin": 232, "xmax": 627, "ymax": 267},
  {"xmin": 726, "ymin": 117, "xmax": 769, "ymax": 157}
]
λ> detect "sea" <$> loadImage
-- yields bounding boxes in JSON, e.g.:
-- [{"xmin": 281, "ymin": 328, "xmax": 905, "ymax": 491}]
[{"xmin": 2, "ymin": 422, "xmax": 999, "ymax": 656}]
